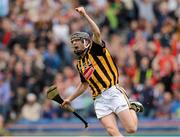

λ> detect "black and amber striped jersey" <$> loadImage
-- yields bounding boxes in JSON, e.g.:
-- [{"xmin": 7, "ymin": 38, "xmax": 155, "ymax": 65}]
[{"xmin": 76, "ymin": 41, "xmax": 119, "ymax": 99}]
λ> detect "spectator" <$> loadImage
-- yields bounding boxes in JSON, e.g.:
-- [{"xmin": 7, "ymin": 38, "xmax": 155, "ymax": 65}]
[
  {"xmin": 0, "ymin": 72, "xmax": 11, "ymax": 121},
  {"xmin": 171, "ymin": 21, "xmax": 180, "ymax": 57},
  {"xmin": 41, "ymin": 99, "xmax": 59, "ymax": 119},
  {"xmin": 122, "ymin": 0, "xmax": 138, "ymax": 22},
  {"xmin": 135, "ymin": 0, "xmax": 155, "ymax": 22},
  {"xmin": 140, "ymin": 79, "xmax": 155, "ymax": 118},
  {"xmin": 152, "ymin": 47, "xmax": 177, "ymax": 92},
  {"xmin": 134, "ymin": 56, "xmax": 152, "ymax": 85},
  {"xmin": 43, "ymin": 42, "xmax": 62, "ymax": 71},
  {"xmin": 0, "ymin": 18, "xmax": 12, "ymax": 48},
  {"xmin": 155, "ymin": 92, "xmax": 173, "ymax": 119},
  {"xmin": 20, "ymin": 93, "xmax": 41, "ymax": 121},
  {"xmin": 0, "ymin": 0, "xmax": 9, "ymax": 17},
  {"xmin": 171, "ymin": 88, "xmax": 180, "ymax": 119}
]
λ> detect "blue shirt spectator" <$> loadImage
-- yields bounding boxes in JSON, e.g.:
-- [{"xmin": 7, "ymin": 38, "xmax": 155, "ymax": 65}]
[
  {"xmin": 0, "ymin": 0, "xmax": 9, "ymax": 17},
  {"xmin": 0, "ymin": 73, "xmax": 11, "ymax": 120},
  {"xmin": 43, "ymin": 42, "xmax": 62, "ymax": 71}
]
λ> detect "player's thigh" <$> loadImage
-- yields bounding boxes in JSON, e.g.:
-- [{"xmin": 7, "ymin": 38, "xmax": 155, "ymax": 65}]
[
  {"xmin": 100, "ymin": 113, "xmax": 119, "ymax": 130},
  {"xmin": 117, "ymin": 108, "xmax": 137, "ymax": 130}
]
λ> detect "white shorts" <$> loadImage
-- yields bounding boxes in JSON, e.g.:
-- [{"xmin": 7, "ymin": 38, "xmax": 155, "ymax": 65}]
[{"xmin": 94, "ymin": 85, "xmax": 129, "ymax": 119}]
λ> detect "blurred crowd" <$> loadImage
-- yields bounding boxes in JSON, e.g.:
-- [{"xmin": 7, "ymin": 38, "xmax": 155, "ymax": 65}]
[{"xmin": 0, "ymin": 0, "xmax": 180, "ymax": 126}]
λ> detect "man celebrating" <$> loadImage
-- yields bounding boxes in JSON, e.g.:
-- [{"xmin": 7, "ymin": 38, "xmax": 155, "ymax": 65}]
[{"xmin": 56, "ymin": 7, "xmax": 144, "ymax": 136}]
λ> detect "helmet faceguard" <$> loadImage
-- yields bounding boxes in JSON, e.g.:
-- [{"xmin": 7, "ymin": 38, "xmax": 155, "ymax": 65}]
[{"xmin": 70, "ymin": 32, "xmax": 90, "ymax": 58}]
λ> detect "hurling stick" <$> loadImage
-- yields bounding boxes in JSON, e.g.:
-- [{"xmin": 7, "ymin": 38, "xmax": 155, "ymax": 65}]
[{"xmin": 47, "ymin": 86, "xmax": 88, "ymax": 128}]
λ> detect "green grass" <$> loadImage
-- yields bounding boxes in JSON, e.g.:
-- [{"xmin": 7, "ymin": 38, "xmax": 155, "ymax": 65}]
[{"xmin": 11, "ymin": 130, "xmax": 180, "ymax": 136}]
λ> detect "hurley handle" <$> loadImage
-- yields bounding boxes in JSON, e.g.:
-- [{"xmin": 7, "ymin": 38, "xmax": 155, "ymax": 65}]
[{"xmin": 47, "ymin": 85, "xmax": 88, "ymax": 128}]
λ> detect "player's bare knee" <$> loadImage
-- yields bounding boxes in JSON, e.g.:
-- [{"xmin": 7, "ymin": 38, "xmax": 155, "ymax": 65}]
[
  {"xmin": 106, "ymin": 127, "xmax": 119, "ymax": 136},
  {"xmin": 125, "ymin": 126, "xmax": 137, "ymax": 134}
]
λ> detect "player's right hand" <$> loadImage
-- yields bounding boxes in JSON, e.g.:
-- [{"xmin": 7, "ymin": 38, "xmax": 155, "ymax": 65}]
[{"xmin": 61, "ymin": 98, "xmax": 71, "ymax": 109}]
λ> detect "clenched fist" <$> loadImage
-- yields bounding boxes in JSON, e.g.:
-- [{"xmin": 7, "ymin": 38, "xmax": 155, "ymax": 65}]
[
  {"xmin": 61, "ymin": 98, "xmax": 71, "ymax": 109},
  {"xmin": 75, "ymin": 7, "xmax": 87, "ymax": 16}
]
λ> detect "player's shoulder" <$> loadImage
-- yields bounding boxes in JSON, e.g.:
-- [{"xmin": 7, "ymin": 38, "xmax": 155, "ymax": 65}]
[
  {"xmin": 88, "ymin": 40, "xmax": 106, "ymax": 56},
  {"xmin": 91, "ymin": 40, "xmax": 106, "ymax": 48}
]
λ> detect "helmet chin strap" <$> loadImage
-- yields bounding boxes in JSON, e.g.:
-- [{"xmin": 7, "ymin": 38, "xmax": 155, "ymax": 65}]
[{"xmin": 83, "ymin": 39, "xmax": 90, "ymax": 49}]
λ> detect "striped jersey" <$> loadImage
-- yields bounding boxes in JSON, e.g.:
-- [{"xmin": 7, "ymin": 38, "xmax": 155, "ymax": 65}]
[{"xmin": 76, "ymin": 41, "xmax": 119, "ymax": 99}]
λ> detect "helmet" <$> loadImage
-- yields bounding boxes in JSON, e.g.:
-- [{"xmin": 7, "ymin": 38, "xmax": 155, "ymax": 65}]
[{"xmin": 70, "ymin": 32, "xmax": 90, "ymax": 42}]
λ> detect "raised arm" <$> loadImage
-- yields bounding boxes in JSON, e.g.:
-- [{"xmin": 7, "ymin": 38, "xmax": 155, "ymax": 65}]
[{"xmin": 75, "ymin": 7, "xmax": 102, "ymax": 45}]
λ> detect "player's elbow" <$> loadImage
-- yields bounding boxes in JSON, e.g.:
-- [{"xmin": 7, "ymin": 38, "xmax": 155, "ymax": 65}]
[{"xmin": 94, "ymin": 31, "xmax": 101, "ymax": 38}]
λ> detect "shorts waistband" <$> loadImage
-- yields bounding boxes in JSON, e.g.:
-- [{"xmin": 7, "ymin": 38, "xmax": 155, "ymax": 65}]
[{"xmin": 94, "ymin": 84, "xmax": 119, "ymax": 100}]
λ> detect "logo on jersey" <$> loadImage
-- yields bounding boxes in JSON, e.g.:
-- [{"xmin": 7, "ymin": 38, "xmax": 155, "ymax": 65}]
[{"xmin": 83, "ymin": 60, "xmax": 94, "ymax": 80}]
